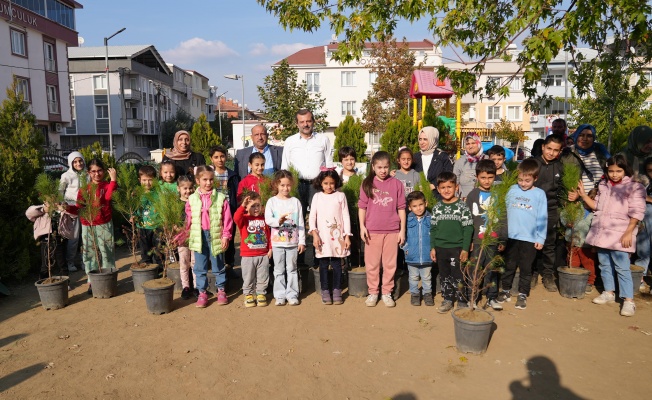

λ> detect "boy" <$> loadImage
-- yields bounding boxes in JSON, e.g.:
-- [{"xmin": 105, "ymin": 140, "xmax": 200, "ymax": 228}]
[
  {"xmin": 498, "ymin": 159, "xmax": 548, "ymax": 310},
  {"xmin": 210, "ymin": 145, "xmax": 240, "ymax": 272},
  {"xmin": 466, "ymin": 160, "xmax": 506, "ymax": 310},
  {"xmin": 486, "ymin": 145, "xmax": 507, "ymax": 182},
  {"xmin": 234, "ymin": 193, "xmax": 271, "ymax": 307},
  {"xmin": 338, "ymin": 146, "xmax": 359, "ymax": 184},
  {"xmin": 402, "ymin": 191, "xmax": 434, "ymax": 306},
  {"xmin": 532, "ymin": 133, "xmax": 564, "ymax": 292},
  {"xmin": 430, "ymin": 172, "xmax": 474, "ymax": 313},
  {"xmin": 136, "ymin": 165, "xmax": 160, "ymax": 266}
]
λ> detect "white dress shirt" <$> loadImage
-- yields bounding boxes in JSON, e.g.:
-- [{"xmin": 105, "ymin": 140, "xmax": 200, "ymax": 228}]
[{"xmin": 281, "ymin": 132, "xmax": 333, "ymax": 180}]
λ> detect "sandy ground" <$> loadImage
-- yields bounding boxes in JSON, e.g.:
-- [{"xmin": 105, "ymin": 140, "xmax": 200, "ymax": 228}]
[{"xmin": 2, "ymin": 244, "xmax": 652, "ymax": 399}]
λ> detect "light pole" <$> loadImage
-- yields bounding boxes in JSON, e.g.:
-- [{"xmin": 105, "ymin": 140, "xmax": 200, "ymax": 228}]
[
  {"xmin": 216, "ymin": 90, "xmax": 228, "ymax": 144},
  {"xmin": 224, "ymin": 74, "xmax": 245, "ymax": 148},
  {"xmin": 104, "ymin": 27, "xmax": 126, "ymax": 156}
]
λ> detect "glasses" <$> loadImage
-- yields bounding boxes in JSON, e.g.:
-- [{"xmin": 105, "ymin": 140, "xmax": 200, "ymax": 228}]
[{"xmin": 89, "ymin": 169, "xmax": 104, "ymax": 174}]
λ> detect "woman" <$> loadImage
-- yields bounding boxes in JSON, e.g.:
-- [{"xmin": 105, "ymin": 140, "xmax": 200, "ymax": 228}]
[
  {"xmin": 453, "ymin": 134, "xmax": 486, "ymax": 199},
  {"xmin": 412, "ymin": 126, "xmax": 453, "ymax": 198},
  {"xmin": 561, "ymin": 124, "xmax": 610, "ymax": 195},
  {"xmin": 162, "ymin": 130, "xmax": 206, "ymax": 177}
]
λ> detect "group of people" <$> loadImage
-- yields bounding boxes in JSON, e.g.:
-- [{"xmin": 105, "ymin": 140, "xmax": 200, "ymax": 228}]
[{"xmin": 28, "ymin": 109, "xmax": 652, "ymax": 317}]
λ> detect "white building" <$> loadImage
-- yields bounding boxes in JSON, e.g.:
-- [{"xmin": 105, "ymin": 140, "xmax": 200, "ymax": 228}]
[{"xmin": 186, "ymin": 70, "xmax": 209, "ymax": 120}]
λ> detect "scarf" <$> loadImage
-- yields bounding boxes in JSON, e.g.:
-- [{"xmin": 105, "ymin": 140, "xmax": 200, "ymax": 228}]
[
  {"xmin": 165, "ymin": 130, "xmax": 192, "ymax": 161},
  {"xmin": 464, "ymin": 134, "xmax": 484, "ymax": 163},
  {"xmin": 624, "ymin": 125, "xmax": 652, "ymax": 174},
  {"xmin": 419, "ymin": 126, "xmax": 440, "ymax": 156},
  {"xmin": 571, "ymin": 124, "xmax": 598, "ymax": 156}
]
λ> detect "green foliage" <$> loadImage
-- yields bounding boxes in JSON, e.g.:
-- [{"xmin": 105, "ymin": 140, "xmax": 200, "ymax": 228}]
[
  {"xmin": 494, "ymin": 119, "xmax": 526, "ymax": 161},
  {"xmin": 150, "ymin": 187, "xmax": 184, "ymax": 278},
  {"xmin": 34, "ymin": 173, "xmax": 63, "ymax": 212},
  {"xmin": 162, "ymin": 109, "xmax": 195, "ymax": 149},
  {"xmin": 341, "ymin": 174, "xmax": 363, "ymax": 225},
  {"xmin": 77, "ymin": 177, "xmax": 105, "ymax": 271},
  {"xmin": 190, "ymin": 114, "xmax": 219, "ymax": 164},
  {"xmin": 333, "ymin": 115, "xmax": 368, "ymax": 162},
  {"xmin": 112, "ymin": 164, "xmax": 145, "ymax": 264},
  {"xmin": 560, "ymin": 163, "xmax": 582, "ymax": 197},
  {"xmin": 288, "ymin": 165, "xmax": 300, "ymax": 199},
  {"xmin": 413, "ymin": 172, "xmax": 437, "ymax": 212},
  {"xmin": 257, "ymin": 59, "xmax": 328, "ymax": 140},
  {"xmin": 559, "ymin": 163, "xmax": 585, "ymax": 266},
  {"xmin": 209, "ymin": 115, "xmax": 235, "ymax": 147},
  {"xmin": 80, "ymin": 142, "xmax": 116, "ymax": 169},
  {"xmin": 380, "ymin": 110, "xmax": 418, "ymax": 158},
  {"xmin": 256, "ymin": 176, "xmax": 274, "ymax": 205}
]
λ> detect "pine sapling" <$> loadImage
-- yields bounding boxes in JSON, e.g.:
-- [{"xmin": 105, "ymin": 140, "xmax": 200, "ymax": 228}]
[
  {"xmin": 35, "ymin": 173, "xmax": 65, "ymax": 281},
  {"xmin": 150, "ymin": 186, "xmax": 184, "ymax": 280},
  {"xmin": 559, "ymin": 163, "xmax": 584, "ymax": 267},
  {"xmin": 113, "ymin": 164, "xmax": 145, "ymax": 267},
  {"xmin": 78, "ymin": 175, "xmax": 104, "ymax": 272}
]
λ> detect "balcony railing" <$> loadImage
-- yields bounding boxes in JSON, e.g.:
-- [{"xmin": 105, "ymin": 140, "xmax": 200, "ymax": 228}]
[
  {"xmin": 125, "ymin": 118, "xmax": 143, "ymax": 130},
  {"xmin": 124, "ymin": 89, "xmax": 142, "ymax": 101}
]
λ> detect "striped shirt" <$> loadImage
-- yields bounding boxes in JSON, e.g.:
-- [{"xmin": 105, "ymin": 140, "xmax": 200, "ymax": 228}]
[{"xmin": 579, "ymin": 152, "xmax": 603, "ymax": 193}]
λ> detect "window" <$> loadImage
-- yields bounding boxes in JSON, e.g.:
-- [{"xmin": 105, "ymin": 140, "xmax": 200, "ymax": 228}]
[
  {"xmin": 12, "ymin": 0, "xmax": 46, "ymax": 16},
  {"xmin": 95, "ymin": 105, "xmax": 108, "ymax": 118},
  {"xmin": 15, "ymin": 77, "xmax": 30, "ymax": 102},
  {"xmin": 341, "ymin": 101, "xmax": 356, "ymax": 116},
  {"xmin": 507, "ymin": 106, "xmax": 521, "ymax": 121},
  {"xmin": 45, "ymin": 0, "xmax": 76, "ymax": 30},
  {"xmin": 306, "ymin": 72, "xmax": 320, "ymax": 93},
  {"xmin": 644, "ymin": 71, "xmax": 652, "ymax": 86},
  {"xmin": 47, "ymin": 85, "xmax": 59, "ymax": 113},
  {"xmin": 130, "ymin": 78, "xmax": 138, "ymax": 90},
  {"xmin": 369, "ymin": 71, "xmax": 377, "ymax": 85},
  {"xmin": 44, "ymin": 42, "xmax": 56, "ymax": 71},
  {"xmin": 487, "ymin": 106, "xmax": 501, "ymax": 121},
  {"xmin": 644, "ymin": 101, "xmax": 652, "ymax": 110},
  {"xmin": 509, "ymin": 77, "xmax": 522, "ymax": 91},
  {"xmin": 135, "ymin": 135, "xmax": 157, "ymax": 148},
  {"xmin": 541, "ymin": 74, "xmax": 563, "ymax": 86},
  {"xmin": 341, "ymin": 71, "xmax": 355, "ymax": 87},
  {"xmin": 93, "ymin": 75, "xmax": 107, "ymax": 89},
  {"xmin": 144, "ymin": 119, "xmax": 148, "ymax": 133},
  {"xmin": 11, "ymin": 29, "xmax": 26, "ymax": 56}
]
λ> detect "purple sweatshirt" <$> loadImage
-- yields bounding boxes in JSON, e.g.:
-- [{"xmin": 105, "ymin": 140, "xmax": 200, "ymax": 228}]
[{"xmin": 358, "ymin": 176, "xmax": 406, "ymax": 233}]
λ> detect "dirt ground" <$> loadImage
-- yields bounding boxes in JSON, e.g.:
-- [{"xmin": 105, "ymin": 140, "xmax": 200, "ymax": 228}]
[{"xmin": 2, "ymin": 244, "xmax": 652, "ymax": 399}]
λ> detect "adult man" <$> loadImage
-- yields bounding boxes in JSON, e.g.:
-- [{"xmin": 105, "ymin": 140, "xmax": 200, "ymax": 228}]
[
  {"xmin": 551, "ymin": 118, "xmax": 567, "ymax": 136},
  {"xmin": 234, "ymin": 124, "xmax": 283, "ymax": 179}
]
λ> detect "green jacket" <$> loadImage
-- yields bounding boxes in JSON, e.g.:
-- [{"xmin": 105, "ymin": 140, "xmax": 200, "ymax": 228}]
[{"xmin": 188, "ymin": 190, "xmax": 225, "ymax": 256}]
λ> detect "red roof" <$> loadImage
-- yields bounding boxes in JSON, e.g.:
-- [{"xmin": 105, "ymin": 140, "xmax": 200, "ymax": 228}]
[{"xmin": 409, "ymin": 70, "xmax": 454, "ymax": 99}]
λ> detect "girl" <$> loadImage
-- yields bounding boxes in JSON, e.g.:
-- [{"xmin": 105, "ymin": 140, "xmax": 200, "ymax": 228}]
[
  {"xmin": 237, "ymin": 152, "xmax": 266, "ymax": 201},
  {"xmin": 159, "ymin": 160, "xmax": 178, "ymax": 192},
  {"xmin": 59, "ymin": 151, "xmax": 85, "ymax": 272},
  {"xmin": 210, "ymin": 145, "xmax": 240, "ymax": 269},
  {"xmin": 394, "ymin": 147, "xmax": 421, "ymax": 197},
  {"xmin": 265, "ymin": 170, "xmax": 305, "ymax": 306},
  {"xmin": 177, "ymin": 175, "xmax": 197, "ymax": 300},
  {"xmin": 633, "ymin": 156, "xmax": 652, "ymax": 291},
  {"xmin": 581, "ymin": 155, "xmax": 646, "ymax": 317},
  {"xmin": 309, "ymin": 168, "xmax": 351, "ymax": 305},
  {"xmin": 338, "ymin": 146, "xmax": 359, "ymax": 184},
  {"xmin": 185, "ymin": 165, "xmax": 233, "ymax": 308},
  {"xmin": 358, "ymin": 151, "xmax": 406, "ymax": 307}
]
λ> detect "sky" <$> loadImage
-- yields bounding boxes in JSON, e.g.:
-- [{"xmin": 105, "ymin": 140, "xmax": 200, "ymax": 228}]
[{"xmin": 75, "ymin": 0, "xmax": 434, "ymax": 110}]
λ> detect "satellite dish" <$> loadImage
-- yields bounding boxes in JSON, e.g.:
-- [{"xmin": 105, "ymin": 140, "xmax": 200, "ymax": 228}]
[{"xmin": 78, "ymin": 36, "xmax": 85, "ymax": 47}]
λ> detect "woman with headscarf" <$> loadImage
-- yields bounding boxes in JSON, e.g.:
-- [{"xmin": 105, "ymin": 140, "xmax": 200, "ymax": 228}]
[
  {"xmin": 162, "ymin": 130, "xmax": 206, "ymax": 177},
  {"xmin": 453, "ymin": 133, "xmax": 486, "ymax": 199},
  {"xmin": 561, "ymin": 124, "xmax": 610, "ymax": 195},
  {"xmin": 412, "ymin": 126, "xmax": 453, "ymax": 198}
]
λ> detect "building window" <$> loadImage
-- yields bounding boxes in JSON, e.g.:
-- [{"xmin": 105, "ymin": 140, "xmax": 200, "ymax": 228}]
[
  {"xmin": 643, "ymin": 101, "xmax": 652, "ymax": 109},
  {"xmin": 507, "ymin": 106, "xmax": 521, "ymax": 121},
  {"xmin": 369, "ymin": 71, "xmax": 378, "ymax": 85},
  {"xmin": 44, "ymin": 42, "xmax": 56, "ymax": 72},
  {"xmin": 306, "ymin": 72, "xmax": 320, "ymax": 93},
  {"xmin": 43, "ymin": 0, "xmax": 76, "ymax": 30},
  {"xmin": 11, "ymin": 29, "xmax": 27, "ymax": 56},
  {"xmin": 509, "ymin": 77, "xmax": 522, "ymax": 91},
  {"xmin": 487, "ymin": 106, "xmax": 501, "ymax": 121},
  {"xmin": 644, "ymin": 71, "xmax": 652, "ymax": 86},
  {"xmin": 93, "ymin": 75, "xmax": 107, "ymax": 90},
  {"xmin": 95, "ymin": 105, "xmax": 108, "ymax": 119},
  {"xmin": 15, "ymin": 77, "xmax": 30, "ymax": 102},
  {"xmin": 541, "ymin": 74, "xmax": 563, "ymax": 86},
  {"xmin": 341, "ymin": 101, "xmax": 356, "ymax": 116},
  {"xmin": 47, "ymin": 85, "xmax": 59, "ymax": 113},
  {"xmin": 12, "ymin": 0, "xmax": 46, "ymax": 16},
  {"xmin": 341, "ymin": 71, "xmax": 355, "ymax": 87}
]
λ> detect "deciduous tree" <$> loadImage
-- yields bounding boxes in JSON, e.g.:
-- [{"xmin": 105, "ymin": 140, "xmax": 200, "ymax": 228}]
[{"xmin": 494, "ymin": 118, "xmax": 526, "ymax": 161}]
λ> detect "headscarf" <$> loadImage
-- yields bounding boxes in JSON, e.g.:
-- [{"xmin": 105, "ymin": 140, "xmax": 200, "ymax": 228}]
[
  {"xmin": 623, "ymin": 125, "xmax": 652, "ymax": 174},
  {"xmin": 419, "ymin": 126, "xmax": 440, "ymax": 155},
  {"xmin": 571, "ymin": 124, "xmax": 611, "ymax": 159},
  {"xmin": 464, "ymin": 134, "xmax": 484, "ymax": 163},
  {"xmin": 165, "ymin": 130, "xmax": 192, "ymax": 161}
]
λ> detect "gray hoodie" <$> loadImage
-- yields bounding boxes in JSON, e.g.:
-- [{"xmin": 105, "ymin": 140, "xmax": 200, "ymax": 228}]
[{"xmin": 58, "ymin": 151, "xmax": 85, "ymax": 204}]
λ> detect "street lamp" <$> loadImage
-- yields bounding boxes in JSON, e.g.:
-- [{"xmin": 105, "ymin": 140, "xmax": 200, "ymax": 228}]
[
  {"xmin": 224, "ymin": 74, "xmax": 245, "ymax": 148},
  {"xmin": 216, "ymin": 90, "xmax": 228, "ymax": 144},
  {"xmin": 104, "ymin": 27, "xmax": 126, "ymax": 156}
]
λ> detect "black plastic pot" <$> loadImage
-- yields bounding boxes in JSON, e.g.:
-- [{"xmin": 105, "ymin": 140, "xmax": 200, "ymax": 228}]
[
  {"xmin": 557, "ymin": 267, "xmax": 589, "ymax": 299},
  {"xmin": 631, "ymin": 265, "xmax": 645, "ymax": 295},
  {"xmin": 142, "ymin": 278, "xmax": 175, "ymax": 314},
  {"xmin": 451, "ymin": 308, "xmax": 495, "ymax": 354},
  {"xmin": 130, "ymin": 264, "xmax": 159, "ymax": 294},
  {"xmin": 348, "ymin": 268, "xmax": 368, "ymax": 297},
  {"xmin": 88, "ymin": 268, "xmax": 118, "ymax": 299},
  {"xmin": 166, "ymin": 263, "xmax": 183, "ymax": 292},
  {"xmin": 35, "ymin": 276, "xmax": 69, "ymax": 310}
]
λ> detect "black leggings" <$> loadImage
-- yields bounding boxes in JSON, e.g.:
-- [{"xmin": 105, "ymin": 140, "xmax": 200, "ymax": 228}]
[{"xmin": 318, "ymin": 257, "xmax": 342, "ymax": 291}]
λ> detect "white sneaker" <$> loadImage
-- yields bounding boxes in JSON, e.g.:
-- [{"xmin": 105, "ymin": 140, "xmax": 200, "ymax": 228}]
[
  {"xmin": 488, "ymin": 299, "xmax": 503, "ymax": 310},
  {"xmin": 288, "ymin": 298, "xmax": 300, "ymax": 306},
  {"xmin": 592, "ymin": 291, "xmax": 616, "ymax": 305},
  {"xmin": 275, "ymin": 298, "xmax": 286, "ymax": 306},
  {"xmin": 621, "ymin": 301, "xmax": 636, "ymax": 317},
  {"xmin": 365, "ymin": 294, "xmax": 378, "ymax": 307},
  {"xmin": 381, "ymin": 294, "xmax": 396, "ymax": 307}
]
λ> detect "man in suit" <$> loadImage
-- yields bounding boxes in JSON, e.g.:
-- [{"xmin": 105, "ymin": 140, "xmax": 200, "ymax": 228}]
[{"xmin": 234, "ymin": 124, "xmax": 283, "ymax": 179}]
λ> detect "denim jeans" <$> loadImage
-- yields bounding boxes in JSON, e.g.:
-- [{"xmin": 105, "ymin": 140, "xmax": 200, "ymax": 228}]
[
  {"xmin": 272, "ymin": 247, "xmax": 299, "ymax": 300},
  {"xmin": 597, "ymin": 248, "xmax": 633, "ymax": 299},
  {"xmin": 193, "ymin": 230, "xmax": 226, "ymax": 293},
  {"xmin": 635, "ymin": 203, "xmax": 652, "ymax": 273},
  {"xmin": 407, "ymin": 264, "xmax": 432, "ymax": 295}
]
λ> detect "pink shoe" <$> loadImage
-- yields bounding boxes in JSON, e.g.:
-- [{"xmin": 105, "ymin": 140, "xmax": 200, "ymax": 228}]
[
  {"xmin": 196, "ymin": 292, "xmax": 208, "ymax": 308},
  {"xmin": 217, "ymin": 289, "xmax": 228, "ymax": 305}
]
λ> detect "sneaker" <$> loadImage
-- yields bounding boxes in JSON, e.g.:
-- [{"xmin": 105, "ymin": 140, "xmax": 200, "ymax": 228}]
[
  {"xmin": 68, "ymin": 265, "xmax": 78, "ymax": 272},
  {"xmin": 193, "ymin": 288, "xmax": 200, "ymax": 298},
  {"xmin": 181, "ymin": 287, "xmax": 192, "ymax": 300},
  {"xmin": 592, "ymin": 291, "xmax": 616, "ymax": 305},
  {"xmin": 621, "ymin": 300, "xmax": 636, "ymax": 317},
  {"xmin": 382, "ymin": 294, "xmax": 396, "ymax": 307},
  {"xmin": 321, "ymin": 290, "xmax": 333, "ymax": 305},
  {"xmin": 288, "ymin": 297, "xmax": 300, "ymax": 306},
  {"xmin": 531, "ymin": 275, "xmax": 538, "ymax": 288},
  {"xmin": 244, "ymin": 294, "xmax": 256, "ymax": 308},
  {"xmin": 365, "ymin": 294, "xmax": 378, "ymax": 307},
  {"xmin": 488, "ymin": 299, "xmax": 503, "ymax": 310},
  {"xmin": 543, "ymin": 276, "xmax": 558, "ymax": 292},
  {"xmin": 585, "ymin": 284, "xmax": 594, "ymax": 294},
  {"xmin": 410, "ymin": 293, "xmax": 421, "ymax": 306},
  {"xmin": 515, "ymin": 293, "xmax": 527, "ymax": 310},
  {"xmin": 496, "ymin": 290, "xmax": 511, "ymax": 303},
  {"xmin": 216, "ymin": 289, "xmax": 228, "ymax": 305},
  {"xmin": 275, "ymin": 298, "xmax": 286, "ymax": 306},
  {"xmin": 423, "ymin": 292, "xmax": 434, "ymax": 306},
  {"xmin": 639, "ymin": 282, "xmax": 648, "ymax": 293},
  {"xmin": 256, "ymin": 294, "xmax": 268, "ymax": 307},
  {"xmin": 332, "ymin": 289, "xmax": 343, "ymax": 305},
  {"xmin": 437, "ymin": 300, "xmax": 453, "ymax": 314},
  {"xmin": 196, "ymin": 292, "xmax": 208, "ymax": 308}
]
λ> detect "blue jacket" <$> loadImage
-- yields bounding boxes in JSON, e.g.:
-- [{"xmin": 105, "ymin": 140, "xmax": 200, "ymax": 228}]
[{"xmin": 402, "ymin": 211, "xmax": 433, "ymax": 265}]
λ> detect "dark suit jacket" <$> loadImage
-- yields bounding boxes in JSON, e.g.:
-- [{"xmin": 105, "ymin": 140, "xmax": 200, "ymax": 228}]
[
  {"xmin": 413, "ymin": 149, "xmax": 454, "ymax": 199},
  {"xmin": 234, "ymin": 145, "xmax": 283, "ymax": 179}
]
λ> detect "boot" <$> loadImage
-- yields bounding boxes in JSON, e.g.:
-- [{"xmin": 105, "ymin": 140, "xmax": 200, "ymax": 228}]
[
  {"xmin": 332, "ymin": 288, "xmax": 343, "ymax": 305},
  {"xmin": 321, "ymin": 289, "xmax": 332, "ymax": 305}
]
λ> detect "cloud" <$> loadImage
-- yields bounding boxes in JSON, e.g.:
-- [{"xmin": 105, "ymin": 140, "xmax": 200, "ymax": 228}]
[
  {"xmin": 162, "ymin": 38, "xmax": 238, "ymax": 63},
  {"xmin": 249, "ymin": 42, "xmax": 314, "ymax": 57}
]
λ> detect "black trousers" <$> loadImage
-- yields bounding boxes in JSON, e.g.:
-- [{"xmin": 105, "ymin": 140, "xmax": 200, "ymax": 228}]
[
  {"xmin": 502, "ymin": 239, "xmax": 538, "ymax": 296},
  {"xmin": 535, "ymin": 209, "xmax": 559, "ymax": 279},
  {"xmin": 40, "ymin": 234, "xmax": 68, "ymax": 279},
  {"xmin": 318, "ymin": 257, "xmax": 343, "ymax": 291},
  {"xmin": 298, "ymin": 179, "xmax": 317, "ymax": 266},
  {"xmin": 436, "ymin": 247, "xmax": 465, "ymax": 303},
  {"xmin": 139, "ymin": 228, "xmax": 160, "ymax": 265}
]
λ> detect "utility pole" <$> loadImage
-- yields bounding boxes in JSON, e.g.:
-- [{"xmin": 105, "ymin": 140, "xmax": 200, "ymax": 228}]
[{"xmin": 118, "ymin": 67, "xmax": 127, "ymax": 153}]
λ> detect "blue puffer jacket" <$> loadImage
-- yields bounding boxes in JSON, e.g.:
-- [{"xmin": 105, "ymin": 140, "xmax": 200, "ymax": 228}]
[{"xmin": 402, "ymin": 211, "xmax": 432, "ymax": 265}]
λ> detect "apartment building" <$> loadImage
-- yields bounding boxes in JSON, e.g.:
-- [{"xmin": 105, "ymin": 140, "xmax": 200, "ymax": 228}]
[
  {"xmin": 0, "ymin": 0, "xmax": 83, "ymax": 148},
  {"xmin": 186, "ymin": 70, "xmax": 209, "ymax": 120},
  {"xmin": 167, "ymin": 63, "xmax": 191, "ymax": 116}
]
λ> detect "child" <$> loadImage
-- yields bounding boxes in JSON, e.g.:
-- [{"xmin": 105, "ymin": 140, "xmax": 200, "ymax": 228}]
[
  {"xmin": 59, "ymin": 151, "xmax": 85, "ymax": 272},
  {"xmin": 265, "ymin": 170, "xmax": 306, "ymax": 306},
  {"xmin": 402, "ymin": 191, "xmax": 433, "ymax": 306},
  {"xmin": 466, "ymin": 160, "xmax": 506, "ymax": 310},
  {"xmin": 486, "ymin": 145, "xmax": 507, "ymax": 182},
  {"xmin": 581, "ymin": 155, "xmax": 646, "ymax": 317},
  {"xmin": 237, "ymin": 152, "xmax": 266, "ymax": 200},
  {"xmin": 359, "ymin": 151, "xmax": 406, "ymax": 307},
  {"xmin": 136, "ymin": 165, "xmax": 160, "ymax": 266},
  {"xmin": 561, "ymin": 189, "xmax": 598, "ymax": 293},
  {"xmin": 159, "ymin": 160, "xmax": 178, "ymax": 193},
  {"xmin": 309, "ymin": 168, "xmax": 351, "ymax": 305},
  {"xmin": 210, "ymin": 145, "xmax": 240, "ymax": 270},
  {"xmin": 234, "ymin": 193, "xmax": 271, "ymax": 307},
  {"xmin": 394, "ymin": 147, "xmax": 421, "ymax": 197},
  {"xmin": 633, "ymin": 156, "xmax": 652, "ymax": 290},
  {"xmin": 26, "ymin": 202, "xmax": 71, "ymax": 280},
  {"xmin": 185, "ymin": 165, "xmax": 233, "ymax": 308},
  {"xmin": 430, "ymin": 172, "xmax": 473, "ymax": 313},
  {"xmin": 338, "ymin": 146, "xmax": 359, "ymax": 184},
  {"xmin": 498, "ymin": 159, "xmax": 548, "ymax": 310},
  {"xmin": 177, "ymin": 175, "xmax": 197, "ymax": 299}
]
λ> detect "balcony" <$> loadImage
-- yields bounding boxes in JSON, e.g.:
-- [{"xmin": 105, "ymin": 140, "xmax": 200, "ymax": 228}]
[
  {"xmin": 124, "ymin": 89, "xmax": 142, "ymax": 101},
  {"xmin": 125, "ymin": 118, "xmax": 143, "ymax": 131}
]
